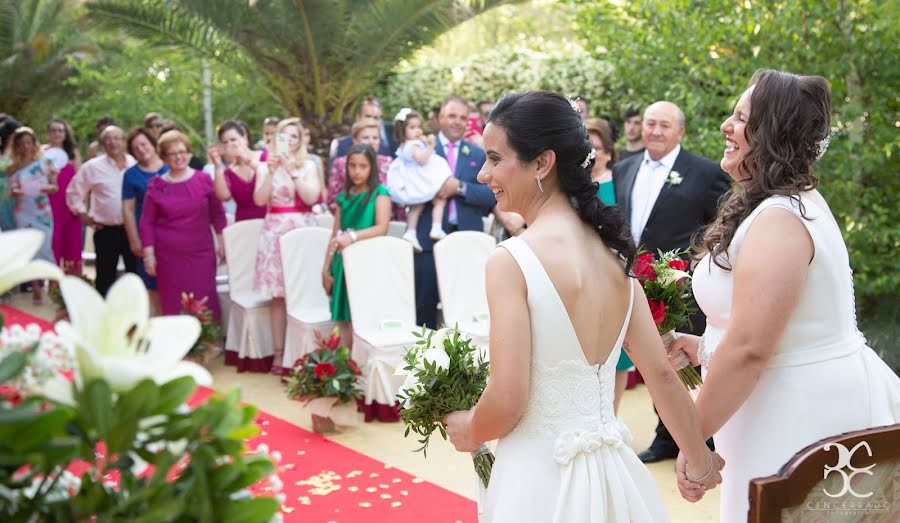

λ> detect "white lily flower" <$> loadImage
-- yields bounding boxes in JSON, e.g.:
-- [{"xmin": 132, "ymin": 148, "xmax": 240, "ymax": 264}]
[
  {"xmin": 658, "ymin": 269, "xmax": 690, "ymax": 287},
  {"xmin": 0, "ymin": 229, "xmax": 63, "ymax": 295},
  {"xmin": 56, "ymin": 273, "xmax": 212, "ymax": 391}
]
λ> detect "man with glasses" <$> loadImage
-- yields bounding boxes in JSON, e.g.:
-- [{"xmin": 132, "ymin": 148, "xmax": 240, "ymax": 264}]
[
  {"xmin": 66, "ymin": 126, "xmax": 137, "ymax": 296},
  {"xmin": 143, "ymin": 112, "xmax": 165, "ymax": 139}
]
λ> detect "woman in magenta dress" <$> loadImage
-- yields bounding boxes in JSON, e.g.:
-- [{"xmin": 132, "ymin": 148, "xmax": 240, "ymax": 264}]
[
  {"xmin": 43, "ymin": 119, "xmax": 83, "ymax": 275},
  {"xmin": 140, "ymin": 130, "xmax": 226, "ymax": 318},
  {"xmin": 253, "ymin": 117, "xmax": 322, "ymax": 373},
  {"xmin": 210, "ymin": 120, "xmax": 267, "ymax": 222}
]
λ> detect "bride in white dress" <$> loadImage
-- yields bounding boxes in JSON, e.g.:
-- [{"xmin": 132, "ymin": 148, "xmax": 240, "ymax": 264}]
[
  {"xmin": 670, "ymin": 70, "xmax": 900, "ymax": 522},
  {"xmin": 443, "ymin": 91, "xmax": 723, "ymax": 522}
]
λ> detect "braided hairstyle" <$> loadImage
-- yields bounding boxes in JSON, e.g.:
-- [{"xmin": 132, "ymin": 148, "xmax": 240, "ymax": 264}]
[{"xmin": 487, "ymin": 91, "xmax": 636, "ymax": 273}]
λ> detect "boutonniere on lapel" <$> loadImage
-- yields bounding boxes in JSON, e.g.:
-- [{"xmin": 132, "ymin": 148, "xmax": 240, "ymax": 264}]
[
  {"xmin": 461, "ymin": 145, "xmax": 470, "ymax": 156},
  {"xmin": 666, "ymin": 170, "xmax": 683, "ymax": 186}
]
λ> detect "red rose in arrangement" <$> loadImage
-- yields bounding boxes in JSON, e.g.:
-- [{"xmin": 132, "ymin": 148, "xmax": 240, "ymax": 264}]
[
  {"xmin": 648, "ymin": 299, "xmax": 666, "ymax": 325},
  {"xmin": 314, "ymin": 362, "xmax": 336, "ymax": 380},
  {"xmin": 668, "ymin": 258, "xmax": 689, "ymax": 271},
  {"xmin": 634, "ymin": 253, "xmax": 657, "ymax": 281}
]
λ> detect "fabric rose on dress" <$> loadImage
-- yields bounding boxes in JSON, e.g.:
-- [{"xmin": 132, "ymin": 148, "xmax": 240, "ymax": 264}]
[{"xmin": 648, "ymin": 299, "xmax": 666, "ymax": 325}]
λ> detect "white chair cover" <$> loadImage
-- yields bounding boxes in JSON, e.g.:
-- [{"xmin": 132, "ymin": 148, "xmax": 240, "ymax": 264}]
[
  {"xmin": 434, "ymin": 231, "xmax": 496, "ymax": 346},
  {"xmin": 342, "ymin": 236, "xmax": 422, "ymax": 406},
  {"xmin": 223, "ymin": 219, "xmax": 273, "ymax": 371},
  {"xmin": 387, "ymin": 221, "xmax": 406, "ymax": 238},
  {"xmin": 314, "ymin": 214, "xmax": 334, "ymax": 230},
  {"xmin": 279, "ymin": 227, "xmax": 335, "ymax": 368}
]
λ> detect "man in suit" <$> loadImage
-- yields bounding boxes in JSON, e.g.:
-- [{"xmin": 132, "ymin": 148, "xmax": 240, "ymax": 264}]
[
  {"xmin": 415, "ymin": 95, "xmax": 496, "ymax": 329},
  {"xmin": 613, "ymin": 100, "xmax": 730, "ymax": 463},
  {"xmin": 328, "ymin": 96, "xmax": 396, "ymax": 162}
]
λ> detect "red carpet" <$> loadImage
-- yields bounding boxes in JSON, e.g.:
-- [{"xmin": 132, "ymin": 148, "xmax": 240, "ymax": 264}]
[
  {"xmin": 190, "ymin": 387, "xmax": 477, "ymax": 522},
  {"xmin": 3, "ymin": 305, "xmax": 477, "ymax": 522}
]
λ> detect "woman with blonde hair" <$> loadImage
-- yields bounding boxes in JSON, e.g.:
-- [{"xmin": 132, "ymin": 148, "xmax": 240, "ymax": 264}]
[
  {"xmin": 8, "ymin": 127, "xmax": 58, "ymax": 302},
  {"xmin": 253, "ymin": 118, "xmax": 323, "ymax": 374}
]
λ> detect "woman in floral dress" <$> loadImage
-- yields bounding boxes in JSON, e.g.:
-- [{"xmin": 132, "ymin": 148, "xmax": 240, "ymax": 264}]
[{"xmin": 253, "ymin": 118, "xmax": 323, "ymax": 373}]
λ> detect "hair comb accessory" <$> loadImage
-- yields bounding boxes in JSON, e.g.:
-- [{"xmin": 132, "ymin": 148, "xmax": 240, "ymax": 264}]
[
  {"xmin": 394, "ymin": 108, "xmax": 413, "ymax": 122},
  {"xmin": 581, "ymin": 149, "xmax": 596, "ymax": 169},
  {"xmin": 569, "ymin": 99, "xmax": 580, "ymax": 113},
  {"xmin": 815, "ymin": 133, "xmax": 831, "ymax": 161}
]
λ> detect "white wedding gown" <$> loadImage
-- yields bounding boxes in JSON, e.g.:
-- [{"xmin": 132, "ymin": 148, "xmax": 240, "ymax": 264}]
[
  {"xmin": 483, "ymin": 237, "xmax": 670, "ymax": 522},
  {"xmin": 693, "ymin": 193, "xmax": 900, "ymax": 523}
]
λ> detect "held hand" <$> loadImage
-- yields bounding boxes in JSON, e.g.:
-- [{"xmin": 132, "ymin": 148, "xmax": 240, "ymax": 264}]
[
  {"xmin": 443, "ymin": 410, "xmax": 479, "ymax": 452},
  {"xmin": 334, "ymin": 233, "xmax": 353, "ymax": 251},
  {"xmin": 321, "ymin": 271, "xmax": 334, "ymax": 296},
  {"xmin": 437, "ymin": 177, "xmax": 461, "ymax": 199},
  {"xmin": 678, "ymin": 450, "xmax": 725, "ymax": 501},
  {"xmin": 208, "ymin": 144, "xmax": 222, "ymax": 167},
  {"xmin": 144, "ymin": 255, "xmax": 157, "ymax": 277},
  {"xmin": 667, "ymin": 333, "xmax": 701, "ymax": 367}
]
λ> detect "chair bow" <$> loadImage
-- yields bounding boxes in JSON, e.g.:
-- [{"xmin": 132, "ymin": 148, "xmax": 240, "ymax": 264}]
[{"xmin": 552, "ymin": 419, "xmax": 634, "ymax": 465}]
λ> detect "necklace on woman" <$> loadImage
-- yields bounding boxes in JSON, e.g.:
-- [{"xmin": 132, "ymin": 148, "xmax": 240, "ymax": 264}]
[{"xmin": 164, "ymin": 170, "xmax": 192, "ymax": 183}]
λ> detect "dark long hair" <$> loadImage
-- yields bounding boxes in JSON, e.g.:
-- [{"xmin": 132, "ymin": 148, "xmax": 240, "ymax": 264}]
[
  {"xmin": 700, "ymin": 69, "xmax": 831, "ymax": 270},
  {"xmin": 48, "ymin": 118, "xmax": 77, "ymax": 161},
  {"xmin": 487, "ymin": 91, "xmax": 636, "ymax": 273},
  {"xmin": 344, "ymin": 144, "xmax": 380, "ymax": 204},
  {"xmin": 216, "ymin": 119, "xmax": 251, "ymax": 142}
]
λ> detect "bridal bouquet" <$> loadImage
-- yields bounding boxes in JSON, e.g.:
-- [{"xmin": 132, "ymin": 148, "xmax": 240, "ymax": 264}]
[
  {"xmin": 396, "ymin": 327, "xmax": 493, "ymax": 488},
  {"xmin": 633, "ymin": 249, "xmax": 703, "ymax": 389}
]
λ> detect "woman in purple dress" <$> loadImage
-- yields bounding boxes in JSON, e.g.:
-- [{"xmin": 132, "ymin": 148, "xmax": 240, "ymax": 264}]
[
  {"xmin": 209, "ymin": 120, "xmax": 266, "ymax": 222},
  {"xmin": 140, "ymin": 130, "xmax": 226, "ymax": 318},
  {"xmin": 43, "ymin": 119, "xmax": 82, "ymax": 275}
]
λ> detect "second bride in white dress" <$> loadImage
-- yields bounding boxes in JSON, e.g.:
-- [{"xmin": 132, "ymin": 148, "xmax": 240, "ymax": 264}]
[{"xmin": 444, "ymin": 91, "xmax": 723, "ymax": 522}]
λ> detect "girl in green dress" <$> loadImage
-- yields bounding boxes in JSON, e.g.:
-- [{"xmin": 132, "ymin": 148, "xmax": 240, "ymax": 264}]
[
  {"xmin": 321, "ymin": 144, "xmax": 392, "ymax": 347},
  {"xmin": 587, "ymin": 118, "xmax": 633, "ymax": 414}
]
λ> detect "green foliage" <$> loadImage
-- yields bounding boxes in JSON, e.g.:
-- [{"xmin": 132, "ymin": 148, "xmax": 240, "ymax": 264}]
[
  {"xmin": 0, "ymin": 0, "xmax": 98, "ymax": 124},
  {"xmin": 284, "ymin": 328, "xmax": 362, "ymax": 403},
  {"xmin": 56, "ymin": 38, "xmax": 283, "ymax": 157},
  {"xmin": 397, "ymin": 327, "xmax": 489, "ymax": 455},
  {"xmin": 0, "ymin": 370, "xmax": 278, "ymax": 522},
  {"xmin": 86, "ymin": 0, "xmax": 518, "ymax": 122},
  {"xmin": 375, "ymin": 40, "xmax": 617, "ymax": 120},
  {"xmin": 575, "ymin": 0, "xmax": 899, "ymax": 305}
]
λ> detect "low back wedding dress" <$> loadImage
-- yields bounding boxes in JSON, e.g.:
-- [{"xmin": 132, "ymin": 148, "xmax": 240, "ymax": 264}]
[
  {"xmin": 693, "ymin": 193, "xmax": 900, "ymax": 522},
  {"xmin": 483, "ymin": 236, "xmax": 671, "ymax": 522}
]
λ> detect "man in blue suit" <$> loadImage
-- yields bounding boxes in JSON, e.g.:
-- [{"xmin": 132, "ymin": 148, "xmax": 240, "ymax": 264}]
[
  {"xmin": 415, "ymin": 96, "xmax": 496, "ymax": 328},
  {"xmin": 328, "ymin": 96, "xmax": 396, "ymax": 163}
]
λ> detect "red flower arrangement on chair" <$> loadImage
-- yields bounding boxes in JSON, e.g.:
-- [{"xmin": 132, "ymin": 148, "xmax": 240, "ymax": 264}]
[{"xmin": 284, "ymin": 327, "xmax": 362, "ymax": 432}]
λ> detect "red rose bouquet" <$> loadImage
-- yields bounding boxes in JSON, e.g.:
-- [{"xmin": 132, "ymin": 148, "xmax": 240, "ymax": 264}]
[
  {"xmin": 634, "ymin": 249, "xmax": 702, "ymax": 389},
  {"xmin": 180, "ymin": 292, "xmax": 222, "ymax": 358},
  {"xmin": 285, "ymin": 328, "xmax": 362, "ymax": 430}
]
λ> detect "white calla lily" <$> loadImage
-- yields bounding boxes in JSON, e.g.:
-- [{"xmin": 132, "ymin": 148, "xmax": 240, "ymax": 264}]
[
  {"xmin": 658, "ymin": 269, "xmax": 690, "ymax": 287},
  {"xmin": 422, "ymin": 346, "xmax": 451, "ymax": 371},
  {"xmin": 56, "ymin": 273, "xmax": 212, "ymax": 391},
  {"xmin": 0, "ymin": 229, "xmax": 63, "ymax": 295}
]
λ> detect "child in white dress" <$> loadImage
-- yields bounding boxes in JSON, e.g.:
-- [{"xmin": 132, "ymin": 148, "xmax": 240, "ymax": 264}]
[{"xmin": 385, "ymin": 109, "xmax": 455, "ymax": 252}]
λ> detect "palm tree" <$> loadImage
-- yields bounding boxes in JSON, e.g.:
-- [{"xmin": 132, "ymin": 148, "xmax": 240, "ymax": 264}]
[
  {"xmin": 0, "ymin": 0, "xmax": 97, "ymax": 121},
  {"xmin": 86, "ymin": 0, "xmax": 515, "ymax": 148}
]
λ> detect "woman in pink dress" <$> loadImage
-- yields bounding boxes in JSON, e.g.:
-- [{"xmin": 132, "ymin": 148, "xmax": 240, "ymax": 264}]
[
  {"xmin": 140, "ymin": 130, "xmax": 226, "ymax": 318},
  {"xmin": 210, "ymin": 120, "xmax": 267, "ymax": 222},
  {"xmin": 43, "ymin": 119, "xmax": 83, "ymax": 275},
  {"xmin": 253, "ymin": 118, "xmax": 322, "ymax": 373}
]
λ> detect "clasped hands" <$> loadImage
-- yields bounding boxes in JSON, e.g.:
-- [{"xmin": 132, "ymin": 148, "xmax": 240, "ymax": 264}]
[{"xmin": 676, "ymin": 450, "xmax": 725, "ymax": 502}]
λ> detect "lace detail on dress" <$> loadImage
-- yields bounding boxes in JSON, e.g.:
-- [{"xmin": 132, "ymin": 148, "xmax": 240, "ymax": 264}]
[{"xmin": 513, "ymin": 357, "xmax": 631, "ymax": 463}]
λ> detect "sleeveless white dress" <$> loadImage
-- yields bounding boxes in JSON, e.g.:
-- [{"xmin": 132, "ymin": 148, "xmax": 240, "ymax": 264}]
[
  {"xmin": 693, "ymin": 194, "xmax": 900, "ymax": 523},
  {"xmin": 483, "ymin": 237, "xmax": 670, "ymax": 523}
]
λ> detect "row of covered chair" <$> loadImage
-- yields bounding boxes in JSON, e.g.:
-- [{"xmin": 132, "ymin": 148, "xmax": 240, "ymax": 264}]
[{"xmin": 220, "ymin": 218, "xmax": 496, "ymax": 409}]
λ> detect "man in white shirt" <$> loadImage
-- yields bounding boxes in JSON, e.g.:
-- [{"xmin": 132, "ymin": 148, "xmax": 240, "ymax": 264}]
[
  {"xmin": 613, "ymin": 101, "xmax": 730, "ymax": 463},
  {"xmin": 67, "ymin": 126, "xmax": 137, "ymax": 296}
]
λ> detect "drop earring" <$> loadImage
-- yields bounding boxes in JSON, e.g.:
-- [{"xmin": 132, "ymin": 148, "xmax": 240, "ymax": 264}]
[{"xmin": 535, "ymin": 176, "xmax": 544, "ymax": 193}]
